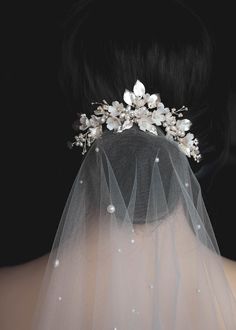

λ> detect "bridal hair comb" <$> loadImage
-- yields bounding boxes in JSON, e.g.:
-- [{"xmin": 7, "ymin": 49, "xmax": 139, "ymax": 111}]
[{"xmin": 69, "ymin": 80, "xmax": 201, "ymax": 162}]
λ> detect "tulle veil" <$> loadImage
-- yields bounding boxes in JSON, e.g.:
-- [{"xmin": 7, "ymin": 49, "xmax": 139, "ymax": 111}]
[{"xmin": 31, "ymin": 125, "xmax": 236, "ymax": 329}]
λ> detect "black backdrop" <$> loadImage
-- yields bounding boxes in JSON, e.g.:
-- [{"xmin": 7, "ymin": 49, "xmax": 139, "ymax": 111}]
[{"xmin": 1, "ymin": 0, "xmax": 236, "ymax": 266}]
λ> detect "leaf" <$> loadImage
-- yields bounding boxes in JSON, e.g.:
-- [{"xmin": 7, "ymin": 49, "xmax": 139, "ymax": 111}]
[
  {"xmin": 123, "ymin": 90, "xmax": 134, "ymax": 106},
  {"xmin": 133, "ymin": 80, "xmax": 145, "ymax": 97}
]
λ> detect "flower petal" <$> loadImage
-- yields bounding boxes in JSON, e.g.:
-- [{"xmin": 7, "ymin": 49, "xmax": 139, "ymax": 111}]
[
  {"xmin": 148, "ymin": 94, "xmax": 158, "ymax": 108},
  {"xmin": 178, "ymin": 143, "xmax": 191, "ymax": 157},
  {"xmin": 133, "ymin": 80, "xmax": 145, "ymax": 97},
  {"xmin": 122, "ymin": 119, "xmax": 133, "ymax": 130}
]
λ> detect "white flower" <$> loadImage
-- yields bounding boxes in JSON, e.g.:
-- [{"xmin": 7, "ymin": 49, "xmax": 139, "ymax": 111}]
[
  {"xmin": 165, "ymin": 112, "xmax": 176, "ymax": 126},
  {"xmin": 108, "ymin": 101, "xmax": 125, "ymax": 117},
  {"xmin": 106, "ymin": 117, "xmax": 121, "ymax": 131},
  {"xmin": 137, "ymin": 117, "xmax": 157, "ymax": 135},
  {"xmin": 152, "ymin": 104, "xmax": 165, "ymax": 126},
  {"xmin": 88, "ymin": 126, "xmax": 103, "ymax": 139},
  {"xmin": 134, "ymin": 107, "xmax": 150, "ymax": 118},
  {"xmin": 79, "ymin": 114, "xmax": 90, "ymax": 130},
  {"xmin": 178, "ymin": 133, "xmax": 195, "ymax": 157},
  {"xmin": 89, "ymin": 115, "xmax": 100, "ymax": 127},
  {"xmin": 176, "ymin": 119, "xmax": 192, "ymax": 132},
  {"xmin": 134, "ymin": 98, "xmax": 147, "ymax": 108},
  {"xmin": 146, "ymin": 93, "xmax": 160, "ymax": 109}
]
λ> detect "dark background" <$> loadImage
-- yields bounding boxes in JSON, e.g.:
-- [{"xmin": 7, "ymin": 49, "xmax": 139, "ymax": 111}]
[{"xmin": 1, "ymin": 1, "xmax": 236, "ymax": 266}]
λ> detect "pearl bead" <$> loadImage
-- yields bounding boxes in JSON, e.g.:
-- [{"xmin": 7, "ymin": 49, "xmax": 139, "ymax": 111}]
[
  {"xmin": 79, "ymin": 180, "xmax": 83, "ymax": 184},
  {"xmin": 185, "ymin": 182, "xmax": 189, "ymax": 187},
  {"xmin": 196, "ymin": 288, "xmax": 201, "ymax": 293},
  {"xmin": 58, "ymin": 296, "xmax": 62, "ymax": 301},
  {"xmin": 197, "ymin": 224, "xmax": 201, "ymax": 230},
  {"xmin": 149, "ymin": 284, "xmax": 154, "ymax": 289},
  {"xmin": 132, "ymin": 308, "xmax": 136, "ymax": 313},
  {"xmin": 131, "ymin": 229, "xmax": 135, "ymax": 233},
  {"xmin": 95, "ymin": 147, "xmax": 99, "ymax": 152},
  {"xmin": 107, "ymin": 204, "xmax": 115, "ymax": 213},
  {"xmin": 117, "ymin": 248, "xmax": 122, "ymax": 253},
  {"xmin": 54, "ymin": 259, "xmax": 60, "ymax": 268},
  {"xmin": 131, "ymin": 239, "xmax": 135, "ymax": 244},
  {"xmin": 155, "ymin": 157, "xmax": 160, "ymax": 163}
]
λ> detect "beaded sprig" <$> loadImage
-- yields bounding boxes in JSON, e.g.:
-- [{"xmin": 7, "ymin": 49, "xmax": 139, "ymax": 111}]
[{"xmin": 69, "ymin": 80, "xmax": 201, "ymax": 162}]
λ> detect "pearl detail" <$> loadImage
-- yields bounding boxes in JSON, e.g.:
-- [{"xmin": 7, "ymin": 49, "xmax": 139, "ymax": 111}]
[
  {"xmin": 149, "ymin": 284, "xmax": 154, "ymax": 289},
  {"xmin": 131, "ymin": 239, "xmax": 135, "ymax": 244},
  {"xmin": 131, "ymin": 307, "xmax": 139, "ymax": 315},
  {"xmin": 54, "ymin": 259, "xmax": 60, "ymax": 268},
  {"xmin": 58, "ymin": 296, "xmax": 62, "ymax": 301},
  {"xmin": 185, "ymin": 182, "xmax": 189, "ymax": 187},
  {"xmin": 197, "ymin": 224, "xmax": 201, "ymax": 230},
  {"xmin": 131, "ymin": 229, "xmax": 135, "ymax": 233},
  {"xmin": 79, "ymin": 180, "xmax": 83, "ymax": 184},
  {"xmin": 196, "ymin": 288, "xmax": 201, "ymax": 293},
  {"xmin": 95, "ymin": 147, "xmax": 99, "ymax": 152},
  {"xmin": 155, "ymin": 157, "xmax": 160, "ymax": 163},
  {"xmin": 117, "ymin": 248, "xmax": 122, "ymax": 253},
  {"xmin": 107, "ymin": 204, "xmax": 115, "ymax": 213}
]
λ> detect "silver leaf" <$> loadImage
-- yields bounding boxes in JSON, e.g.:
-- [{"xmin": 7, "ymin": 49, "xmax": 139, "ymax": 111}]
[
  {"xmin": 133, "ymin": 80, "xmax": 145, "ymax": 97},
  {"xmin": 123, "ymin": 90, "xmax": 134, "ymax": 106}
]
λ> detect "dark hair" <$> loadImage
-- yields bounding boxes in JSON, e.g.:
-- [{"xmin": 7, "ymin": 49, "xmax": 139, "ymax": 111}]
[{"xmin": 59, "ymin": 0, "xmax": 230, "ymax": 190}]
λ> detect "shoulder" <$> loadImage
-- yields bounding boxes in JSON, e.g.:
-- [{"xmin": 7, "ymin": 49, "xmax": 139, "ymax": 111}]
[
  {"xmin": 0, "ymin": 254, "xmax": 49, "ymax": 330},
  {"xmin": 222, "ymin": 256, "xmax": 236, "ymax": 300}
]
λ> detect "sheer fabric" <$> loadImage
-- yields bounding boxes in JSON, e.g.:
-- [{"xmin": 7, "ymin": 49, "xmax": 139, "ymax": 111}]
[{"xmin": 31, "ymin": 126, "xmax": 236, "ymax": 329}]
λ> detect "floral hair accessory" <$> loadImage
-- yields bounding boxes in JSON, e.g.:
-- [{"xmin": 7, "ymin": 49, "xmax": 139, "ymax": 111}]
[{"xmin": 69, "ymin": 80, "xmax": 201, "ymax": 162}]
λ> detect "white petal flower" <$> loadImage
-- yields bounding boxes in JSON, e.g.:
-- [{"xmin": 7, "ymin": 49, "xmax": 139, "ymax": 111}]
[
  {"xmin": 88, "ymin": 126, "xmax": 103, "ymax": 139},
  {"xmin": 137, "ymin": 117, "xmax": 157, "ymax": 135},
  {"xmin": 106, "ymin": 117, "xmax": 121, "ymax": 131},
  {"xmin": 147, "ymin": 94, "xmax": 158, "ymax": 109},
  {"xmin": 89, "ymin": 115, "xmax": 100, "ymax": 127},
  {"xmin": 79, "ymin": 114, "xmax": 90, "ymax": 130},
  {"xmin": 123, "ymin": 90, "xmax": 135, "ymax": 106},
  {"xmin": 176, "ymin": 119, "xmax": 192, "ymax": 132},
  {"xmin": 133, "ymin": 80, "xmax": 145, "ymax": 97},
  {"xmin": 112, "ymin": 101, "xmax": 125, "ymax": 112},
  {"xmin": 108, "ymin": 106, "xmax": 119, "ymax": 117},
  {"xmin": 178, "ymin": 133, "xmax": 195, "ymax": 157},
  {"xmin": 165, "ymin": 112, "xmax": 176, "ymax": 126},
  {"xmin": 162, "ymin": 105, "xmax": 170, "ymax": 113},
  {"xmin": 134, "ymin": 107, "xmax": 149, "ymax": 118},
  {"xmin": 152, "ymin": 107, "xmax": 165, "ymax": 126},
  {"xmin": 133, "ymin": 98, "xmax": 146, "ymax": 108}
]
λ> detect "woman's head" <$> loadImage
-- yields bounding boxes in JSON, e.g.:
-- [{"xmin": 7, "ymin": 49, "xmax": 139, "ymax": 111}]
[{"xmin": 60, "ymin": 0, "xmax": 230, "ymax": 188}]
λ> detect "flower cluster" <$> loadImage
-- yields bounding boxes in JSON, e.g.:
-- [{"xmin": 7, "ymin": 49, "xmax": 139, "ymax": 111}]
[{"xmin": 70, "ymin": 80, "xmax": 201, "ymax": 162}]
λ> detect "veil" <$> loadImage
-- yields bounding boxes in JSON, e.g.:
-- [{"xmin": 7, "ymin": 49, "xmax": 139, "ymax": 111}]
[{"xmin": 31, "ymin": 125, "xmax": 236, "ymax": 329}]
